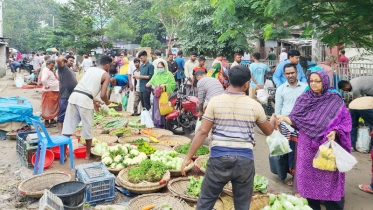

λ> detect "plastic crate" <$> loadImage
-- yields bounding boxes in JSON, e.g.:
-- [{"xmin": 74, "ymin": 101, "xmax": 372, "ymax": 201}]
[
  {"xmin": 22, "ymin": 142, "xmax": 37, "ymax": 168},
  {"xmin": 75, "ymin": 162, "xmax": 115, "ymax": 205},
  {"xmin": 16, "ymin": 132, "xmax": 36, "ymax": 158},
  {"xmin": 39, "ymin": 189, "xmax": 64, "ymax": 210}
]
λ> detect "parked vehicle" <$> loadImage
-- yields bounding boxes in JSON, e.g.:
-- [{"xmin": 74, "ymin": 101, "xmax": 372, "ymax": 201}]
[
  {"xmin": 19, "ymin": 58, "xmax": 33, "ymax": 74},
  {"xmin": 165, "ymin": 81, "xmax": 199, "ymax": 135}
]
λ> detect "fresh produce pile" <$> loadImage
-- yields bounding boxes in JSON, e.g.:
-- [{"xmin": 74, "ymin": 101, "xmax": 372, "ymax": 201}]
[
  {"xmin": 99, "ymin": 105, "xmax": 122, "ymax": 117},
  {"xmin": 128, "ymin": 117, "xmax": 146, "ymax": 129},
  {"xmin": 101, "ymin": 144, "xmax": 147, "ymax": 170},
  {"xmin": 128, "ymin": 159, "xmax": 168, "ymax": 183},
  {"xmin": 176, "ymin": 143, "xmax": 210, "ymax": 156},
  {"xmin": 141, "ymin": 129, "xmax": 160, "ymax": 137},
  {"xmin": 92, "ymin": 142, "xmax": 109, "ymax": 155},
  {"xmin": 150, "ymin": 150, "xmax": 183, "ymax": 170},
  {"xmin": 201, "ymin": 161, "xmax": 207, "ymax": 168},
  {"xmin": 186, "ymin": 176, "xmax": 204, "ymax": 197},
  {"xmin": 313, "ymin": 144, "xmax": 336, "ymax": 171},
  {"xmin": 109, "ymin": 127, "xmax": 133, "ymax": 137},
  {"xmin": 263, "ymin": 193, "xmax": 312, "ymax": 210},
  {"xmin": 80, "ymin": 137, "xmax": 99, "ymax": 145},
  {"xmin": 93, "ymin": 112, "xmax": 105, "ymax": 125},
  {"xmin": 136, "ymin": 140, "xmax": 157, "ymax": 155},
  {"xmin": 253, "ymin": 174, "xmax": 269, "ymax": 193},
  {"xmin": 104, "ymin": 117, "xmax": 128, "ymax": 129}
]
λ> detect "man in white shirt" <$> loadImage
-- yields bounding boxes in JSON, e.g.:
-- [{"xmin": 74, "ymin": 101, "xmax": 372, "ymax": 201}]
[
  {"xmin": 152, "ymin": 51, "xmax": 168, "ymax": 71},
  {"xmin": 184, "ymin": 51, "xmax": 198, "ymax": 96},
  {"xmin": 279, "ymin": 48, "xmax": 288, "ymax": 62},
  {"xmin": 80, "ymin": 55, "xmax": 93, "ymax": 72}
]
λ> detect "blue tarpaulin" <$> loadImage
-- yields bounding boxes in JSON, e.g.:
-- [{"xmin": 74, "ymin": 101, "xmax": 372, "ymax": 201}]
[{"xmin": 0, "ymin": 97, "xmax": 39, "ymax": 124}]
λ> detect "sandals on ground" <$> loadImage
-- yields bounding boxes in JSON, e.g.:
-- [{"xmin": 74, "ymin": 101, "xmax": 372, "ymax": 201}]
[{"xmin": 359, "ymin": 184, "xmax": 373, "ymax": 194}]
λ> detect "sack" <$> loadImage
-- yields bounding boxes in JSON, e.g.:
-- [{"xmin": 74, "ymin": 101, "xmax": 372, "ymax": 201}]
[
  {"xmin": 140, "ymin": 108, "xmax": 154, "ymax": 128},
  {"xmin": 257, "ymin": 89, "xmax": 269, "ymax": 104},
  {"xmin": 195, "ymin": 118, "xmax": 202, "ymax": 133},
  {"xmin": 266, "ymin": 130, "xmax": 292, "ymax": 156},
  {"xmin": 313, "ymin": 141, "xmax": 336, "ymax": 171},
  {"xmin": 356, "ymin": 126, "xmax": 371, "ymax": 153},
  {"xmin": 331, "ymin": 141, "xmax": 358, "ymax": 172},
  {"xmin": 159, "ymin": 91, "xmax": 173, "ymax": 116}
]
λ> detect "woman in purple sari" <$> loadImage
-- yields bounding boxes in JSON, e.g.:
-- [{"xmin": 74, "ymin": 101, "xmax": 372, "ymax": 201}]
[{"xmin": 277, "ymin": 70, "xmax": 351, "ymax": 210}]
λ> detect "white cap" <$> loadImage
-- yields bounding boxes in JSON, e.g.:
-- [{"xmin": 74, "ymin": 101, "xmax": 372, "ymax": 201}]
[{"xmin": 282, "ymin": 48, "xmax": 286, "ymax": 51}]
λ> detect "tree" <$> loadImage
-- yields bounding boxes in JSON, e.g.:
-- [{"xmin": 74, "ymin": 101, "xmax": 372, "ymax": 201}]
[
  {"xmin": 148, "ymin": 0, "xmax": 184, "ymax": 53},
  {"xmin": 178, "ymin": 0, "xmax": 251, "ymax": 60},
  {"xmin": 140, "ymin": 33, "xmax": 162, "ymax": 49},
  {"xmin": 105, "ymin": 18, "xmax": 139, "ymax": 42}
]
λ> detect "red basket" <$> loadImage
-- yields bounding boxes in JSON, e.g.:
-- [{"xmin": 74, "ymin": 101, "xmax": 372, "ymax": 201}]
[
  {"xmin": 51, "ymin": 146, "xmax": 70, "ymax": 159},
  {"xmin": 74, "ymin": 147, "xmax": 86, "ymax": 158},
  {"xmin": 31, "ymin": 150, "xmax": 55, "ymax": 169}
]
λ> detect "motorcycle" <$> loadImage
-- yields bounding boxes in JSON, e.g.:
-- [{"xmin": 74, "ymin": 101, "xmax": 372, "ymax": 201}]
[
  {"xmin": 19, "ymin": 58, "xmax": 33, "ymax": 74},
  {"xmin": 165, "ymin": 81, "xmax": 199, "ymax": 135}
]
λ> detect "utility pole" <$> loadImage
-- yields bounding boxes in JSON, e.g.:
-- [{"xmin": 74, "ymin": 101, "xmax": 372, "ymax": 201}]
[{"xmin": 0, "ymin": 0, "xmax": 6, "ymax": 78}]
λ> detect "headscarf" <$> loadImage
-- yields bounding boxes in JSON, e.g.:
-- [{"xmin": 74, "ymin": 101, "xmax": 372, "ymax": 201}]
[
  {"xmin": 289, "ymin": 70, "xmax": 344, "ymax": 141},
  {"xmin": 149, "ymin": 68, "xmax": 176, "ymax": 93}
]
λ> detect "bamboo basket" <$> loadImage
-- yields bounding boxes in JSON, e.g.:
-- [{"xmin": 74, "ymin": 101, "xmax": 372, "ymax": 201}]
[
  {"xmin": 128, "ymin": 193, "xmax": 190, "ymax": 210},
  {"xmin": 141, "ymin": 128, "xmax": 174, "ymax": 138},
  {"xmin": 18, "ymin": 172, "xmax": 71, "ymax": 198},
  {"xmin": 194, "ymin": 155, "xmax": 209, "ymax": 174},
  {"xmin": 167, "ymin": 177, "xmax": 199, "ymax": 203},
  {"xmin": 221, "ymin": 194, "xmax": 269, "ymax": 210},
  {"xmin": 167, "ymin": 154, "xmax": 194, "ymax": 177},
  {"xmin": 158, "ymin": 135, "xmax": 191, "ymax": 147},
  {"xmin": 117, "ymin": 168, "xmax": 170, "ymax": 194}
]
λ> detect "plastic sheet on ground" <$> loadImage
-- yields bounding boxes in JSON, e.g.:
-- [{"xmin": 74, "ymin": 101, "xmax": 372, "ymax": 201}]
[{"xmin": 0, "ymin": 97, "xmax": 40, "ymax": 124}]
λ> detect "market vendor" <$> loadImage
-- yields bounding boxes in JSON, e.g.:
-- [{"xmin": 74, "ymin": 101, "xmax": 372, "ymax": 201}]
[
  {"xmin": 109, "ymin": 74, "xmax": 129, "ymax": 93},
  {"xmin": 181, "ymin": 65, "xmax": 277, "ymax": 209},
  {"xmin": 62, "ymin": 55, "xmax": 111, "ymax": 159},
  {"xmin": 338, "ymin": 76, "xmax": 373, "ymax": 98}
]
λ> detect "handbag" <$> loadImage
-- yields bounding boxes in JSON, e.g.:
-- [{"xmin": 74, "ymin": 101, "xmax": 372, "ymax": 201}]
[{"xmin": 154, "ymin": 86, "xmax": 162, "ymax": 98}]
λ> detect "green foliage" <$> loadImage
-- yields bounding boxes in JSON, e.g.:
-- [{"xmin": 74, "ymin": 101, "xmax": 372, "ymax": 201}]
[
  {"xmin": 141, "ymin": 33, "xmax": 162, "ymax": 49},
  {"xmin": 105, "ymin": 18, "xmax": 139, "ymax": 42}
]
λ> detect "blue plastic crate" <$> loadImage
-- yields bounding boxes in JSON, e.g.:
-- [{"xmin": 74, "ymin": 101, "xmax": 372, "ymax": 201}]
[{"xmin": 75, "ymin": 162, "xmax": 115, "ymax": 205}]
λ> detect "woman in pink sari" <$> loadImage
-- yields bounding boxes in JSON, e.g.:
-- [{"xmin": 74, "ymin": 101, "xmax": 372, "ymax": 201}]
[{"xmin": 207, "ymin": 53, "xmax": 228, "ymax": 88}]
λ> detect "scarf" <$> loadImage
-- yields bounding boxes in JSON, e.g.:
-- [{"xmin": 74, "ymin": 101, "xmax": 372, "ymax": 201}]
[
  {"xmin": 289, "ymin": 70, "xmax": 344, "ymax": 140},
  {"xmin": 149, "ymin": 71, "xmax": 176, "ymax": 93}
]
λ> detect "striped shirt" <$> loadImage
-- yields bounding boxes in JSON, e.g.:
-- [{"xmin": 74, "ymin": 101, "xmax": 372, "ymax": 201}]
[
  {"xmin": 197, "ymin": 76, "xmax": 224, "ymax": 105},
  {"xmin": 203, "ymin": 91, "xmax": 267, "ymax": 159}
]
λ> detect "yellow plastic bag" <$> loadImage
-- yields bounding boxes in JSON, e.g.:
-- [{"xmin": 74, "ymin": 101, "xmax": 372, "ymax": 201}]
[{"xmin": 159, "ymin": 92, "xmax": 174, "ymax": 116}]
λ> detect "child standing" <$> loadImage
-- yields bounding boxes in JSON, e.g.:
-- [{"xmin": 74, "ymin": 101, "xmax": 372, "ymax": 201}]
[{"xmin": 132, "ymin": 58, "xmax": 142, "ymax": 116}]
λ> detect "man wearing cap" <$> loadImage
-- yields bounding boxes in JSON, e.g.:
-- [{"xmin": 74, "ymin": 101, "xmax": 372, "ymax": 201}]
[{"xmin": 279, "ymin": 48, "xmax": 288, "ymax": 62}]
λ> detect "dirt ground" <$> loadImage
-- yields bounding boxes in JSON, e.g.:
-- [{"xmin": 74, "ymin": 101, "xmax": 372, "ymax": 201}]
[{"xmin": 0, "ymin": 69, "xmax": 371, "ymax": 210}]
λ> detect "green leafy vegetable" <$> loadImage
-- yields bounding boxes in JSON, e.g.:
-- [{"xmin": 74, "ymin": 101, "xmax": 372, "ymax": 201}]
[
  {"xmin": 186, "ymin": 176, "xmax": 204, "ymax": 197},
  {"xmin": 253, "ymin": 174, "xmax": 269, "ymax": 193},
  {"xmin": 128, "ymin": 159, "xmax": 168, "ymax": 183},
  {"xmin": 263, "ymin": 193, "xmax": 313, "ymax": 210},
  {"xmin": 104, "ymin": 117, "xmax": 128, "ymax": 129},
  {"xmin": 176, "ymin": 143, "xmax": 209, "ymax": 156}
]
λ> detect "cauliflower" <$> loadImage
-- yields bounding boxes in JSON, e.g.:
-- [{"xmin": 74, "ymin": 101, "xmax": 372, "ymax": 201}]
[
  {"xmin": 102, "ymin": 152, "xmax": 110, "ymax": 159},
  {"xmin": 102, "ymin": 157, "xmax": 112, "ymax": 166},
  {"xmin": 130, "ymin": 145, "xmax": 137, "ymax": 150},
  {"xmin": 130, "ymin": 149, "xmax": 139, "ymax": 156},
  {"xmin": 109, "ymin": 146, "xmax": 117, "ymax": 153},
  {"xmin": 110, "ymin": 163, "xmax": 117, "ymax": 168},
  {"xmin": 124, "ymin": 158, "xmax": 132, "ymax": 165},
  {"xmin": 139, "ymin": 152, "xmax": 147, "ymax": 159},
  {"xmin": 121, "ymin": 145, "xmax": 128, "ymax": 155},
  {"xmin": 114, "ymin": 155, "xmax": 122, "ymax": 163},
  {"xmin": 115, "ymin": 164, "xmax": 123, "ymax": 170}
]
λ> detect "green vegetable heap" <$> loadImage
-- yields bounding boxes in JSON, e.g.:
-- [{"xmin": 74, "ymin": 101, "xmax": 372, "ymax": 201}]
[
  {"xmin": 127, "ymin": 116, "xmax": 146, "ymax": 129},
  {"xmin": 104, "ymin": 117, "xmax": 128, "ymax": 129},
  {"xmin": 136, "ymin": 140, "xmax": 157, "ymax": 155},
  {"xmin": 109, "ymin": 127, "xmax": 133, "ymax": 137},
  {"xmin": 201, "ymin": 161, "xmax": 207, "ymax": 168},
  {"xmin": 176, "ymin": 143, "xmax": 209, "ymax": 156},
  {"xmin": 253, "ymin": 174, "xmax": 269, "ymax": 193},
  {"xmin": 93, "ymin": 113, "xmax": 105, "ymax": 125},
  {"xmin": 150, "ymin": 150, "xmax": 183, "ymax": 170},
  {"xmin": 186, "ymin": 176, "xmax": 204, "ymax": 197},
  {"xmin": 263, "ymin": 193, "xmax": 312, "ymax": 210},
  {"xmin": 128, "ymin": 159, "xmax": 168, "ymax": 183},
  {"xmin": 99, "ymin": 106, "xmax": 122, "ymax": 117}
]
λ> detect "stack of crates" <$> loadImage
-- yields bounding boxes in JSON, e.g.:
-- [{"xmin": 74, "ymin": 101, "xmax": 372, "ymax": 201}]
[
  {"xmin": 39, "ymin": 189, "xmax": 63, "ymax": 210},
  {"xmin": 16, "ymin": 132, "xmax": 39, "ymax": 168},
  {"xmin": 75, "ymin": 162, "xmax": 115, "ymax": 205}
]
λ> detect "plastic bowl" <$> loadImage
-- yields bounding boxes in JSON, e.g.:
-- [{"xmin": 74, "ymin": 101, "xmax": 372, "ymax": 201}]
[
  {"xmin": 73, "ymin": 147, "xmax": 86, "ymax": 158},
  {"xmin": 51, "ymin": 146, "xmax": 70, "ymax": 159},
  {"xmin": 31, "ymin": 150, "xmax": 55, "ymax": 169}
]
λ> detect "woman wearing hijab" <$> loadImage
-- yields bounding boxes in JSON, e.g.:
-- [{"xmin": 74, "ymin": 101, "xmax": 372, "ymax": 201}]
[
  {"xmin": 146, "ymin": 61, "xmax": 176, "ymax": 128},
  {"xmin": 207, "ymin": 53, "xmax": 228, "ymax": 89},
  {"xmin": 277, "ymin": 70, "xmax": 351, "ymax": 210}
]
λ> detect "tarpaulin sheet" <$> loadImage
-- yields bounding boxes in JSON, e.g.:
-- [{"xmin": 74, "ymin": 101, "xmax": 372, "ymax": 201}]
[{"xmin": 0, "ymin": 97, "xmax": 40, "ymax": 124}]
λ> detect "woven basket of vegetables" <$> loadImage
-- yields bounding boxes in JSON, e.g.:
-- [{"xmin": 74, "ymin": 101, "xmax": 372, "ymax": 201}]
[
  {"xmin": 223, "ymin": 174, "xmax": 268, "ymax": 197},
  {"xmin": 128, "ymin": 193, "xmax": 189, "ymax": 210},
  {"xmin": 149, "ymin": 150, "xmax": 193, "ymax": 177},
  {"xmin": 194, "ymin": 155, "xmax": 209, "ymax": 174},
  {"xmin": 109, "ymin": 127, "xmax": 139, "ymax": 137},
  {"xmin": 74, "ymin": 128, "xmax": 104, "ymax": 138},
  {"xmin": 167, "ymin": 176, "xmax": 203, "ymax": 203},
  {"xmin": 118, "ymin": 135, "xmax": 151, "ymax": 144},
  {"xmin": 18, "ymin": 172, "xmax": 71, "ymax": 198},
  {"xmin": 94, "ymin": 134, "xmax": 118, "ymax": 145},
  {"xmin": 141, "ymin": 128, "xmax": 174, "ymax": 138},
  {"xmin": 80, "ymin": 137, "xmax": 100, "ymax": 147},
  {"xmin": 150, "ymin": 143, "xmax": 173, "ymax": 151},
  {"xmin": 174, "ymin": 143, "xmax": 210, "ymax": 159},
  {"xmin": 117, "ymin": 160, "xmax": 171, "ymax": 194},
  {"xmin": 158, "ymin": 135, "xmax": 191, "ymax": 147}
]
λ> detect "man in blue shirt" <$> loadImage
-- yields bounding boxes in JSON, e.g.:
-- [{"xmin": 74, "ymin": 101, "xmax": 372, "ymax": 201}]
[
  {"xmin": 133, "ymin": 50, "xmax": 154, "ymax": 111},
  {"xmin": 109, "ymin": 74, "xmax": 129, "ymax": 92},
  {"xmin": 273, "ymin": 50, "xmax": 307, "ymax": 87},
  {"xmin": 249, "ymin": 52, "xmax": 271, "ymax": 99},
  {"xmin": 174, "ymin": 50, "xmax": 185, "ymax": 86},
  {"xmin": 274, "ymin": 63, "xmax": 307, "ymax": 183}
]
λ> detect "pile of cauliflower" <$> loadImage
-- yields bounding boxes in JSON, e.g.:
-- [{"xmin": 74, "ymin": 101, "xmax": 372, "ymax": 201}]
[{"xmin": 101, "ymin": 144, "xmax": 147, "ymax": 170}]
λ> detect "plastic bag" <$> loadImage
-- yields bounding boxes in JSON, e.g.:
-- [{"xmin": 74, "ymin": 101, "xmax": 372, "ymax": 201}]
[
  {"xmin": 257, "ymin": 89, "xmax": 269, "ymax": 104},
  {"xmin": 313, "ymin": 141, "xmax": 336, "ymax": 171},
  {"xmin": 140, "ymin": 108, "xmax": 154, "ymax": 128},
  {"xmin": 195, "ymin": 118, "xmax": 202, "ymax": 133},
  {"xmin": 121, "ymin": 95, "xmax": 128, "ymax": 110},
  {"xmin": 266, "ymin": 130, "xmax": 292, "ymax": 156},
  {"xmin": 356, "ymin": 126, "xmax": 370, "ymax": 153},
  {"xmin": 331, "ymin": 141, "xmax": 358, "ymax": 172},
  {"xmin": 14, "ymin": 77, "xmax": 24, "ymax": 88},
  {"xmin": 159, "ymin": 92, "xmax": 173, "ymax": 116}
]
